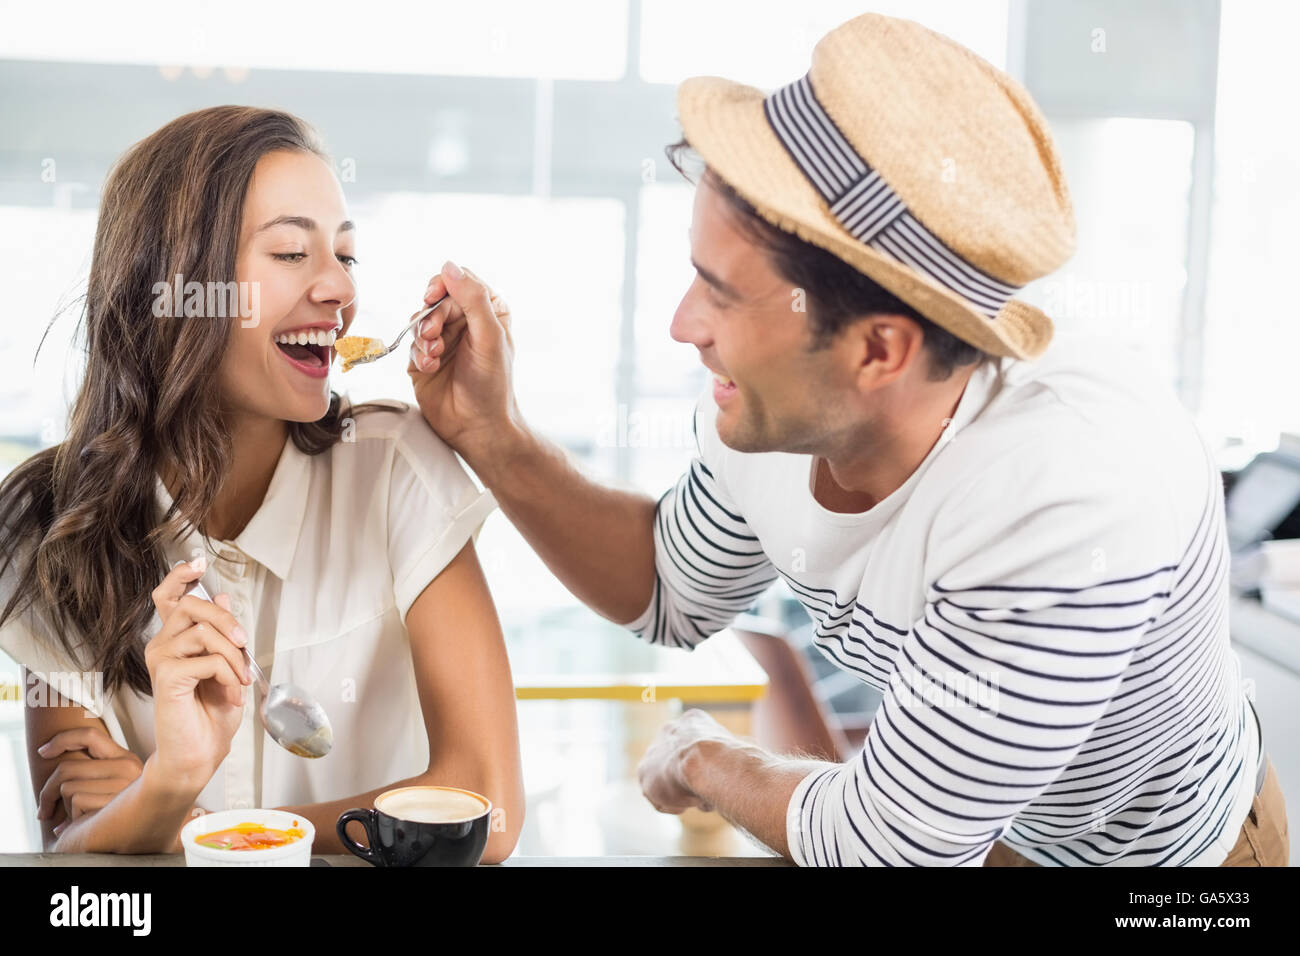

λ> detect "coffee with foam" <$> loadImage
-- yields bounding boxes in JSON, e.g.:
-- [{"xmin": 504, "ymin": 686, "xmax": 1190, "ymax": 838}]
[{"xmin": 375, "ymin": 787, "xmax": 488, "ymax": 824}]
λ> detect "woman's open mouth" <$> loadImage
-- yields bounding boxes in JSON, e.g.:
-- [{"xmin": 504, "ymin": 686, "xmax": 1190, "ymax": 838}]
[{"xmin": 274, "ymin": 329, "xmax": 335, "ymax": 380}]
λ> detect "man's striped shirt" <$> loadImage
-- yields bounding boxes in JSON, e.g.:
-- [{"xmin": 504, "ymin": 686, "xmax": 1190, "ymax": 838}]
[{"xmin": 621, "ymin": 332, "xmax": 1256, "ymax": 866}]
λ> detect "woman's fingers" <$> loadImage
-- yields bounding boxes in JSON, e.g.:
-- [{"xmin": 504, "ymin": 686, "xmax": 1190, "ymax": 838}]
[
  {"xmin": 37, "ymin": 725, "xmax": 130, "ymax": 761},
  {"xmin": 36, "ymin": 759, "xmax": 80, "ymax": 820},
  {"xmin": 167, "ymin": 594, "xmax": 247, "ymax": 648},
  {"xmin": 154, "ymin": 653, "xmax": 248, "ymax": 700},
  {"xmin": 69, "ymin": 788, "xmax": 118, "ymax": 819},
  {"xmin": 37, "ymin": 757, "xmax": 138, "ymax": 819},
  {"xmin": 62, "ymin": 778, "xmax": 133, "ymax": 822},
  {"xmin": 34, "ymin": 724, "xmax": 145, "ymax": 823},
  {"xmin": 147, "ymin": 592, "xmax": 249, "ymax": 677},
  {"xmin": 152, "ymin": 563, "xmax": 247, "ymax": 648},
  {"xmin": 154, "ymin": 624, "xmax": 252, "ymax": 690},
  {"xmin": 148, "ymin": 628, "xmax": 250, "ymax": 695},
  {"xmin": 151, "ymin": 556, "xmax": 207, "ymax": 619}
]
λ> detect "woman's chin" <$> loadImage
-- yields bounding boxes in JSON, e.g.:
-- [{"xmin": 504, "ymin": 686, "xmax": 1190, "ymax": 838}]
[{"xmin": 280, "ymin": 393, "xmax": 332, "ymax": 425}]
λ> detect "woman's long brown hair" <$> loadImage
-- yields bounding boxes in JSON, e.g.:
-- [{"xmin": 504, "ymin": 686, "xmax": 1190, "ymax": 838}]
[{"xmin": 0, "ymin": 106, "xmax": 377, "ymax": 697}]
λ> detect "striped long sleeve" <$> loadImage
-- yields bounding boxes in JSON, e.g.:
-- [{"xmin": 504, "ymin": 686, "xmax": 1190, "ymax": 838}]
[
  {"xmin": 622, "ymin": 400, "xmax": 778, "ymax": 650},
  {"xmin": 786, "ymin": 443, "xmax": 1199, "ymax": 866}
]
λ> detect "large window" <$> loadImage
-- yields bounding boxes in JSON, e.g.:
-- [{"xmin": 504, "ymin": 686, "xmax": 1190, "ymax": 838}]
[
  {"xmin": 1015, "ymin": 117, "xmax": 1195, "ymax": 390},
  {"xmin": 639, "ymin": 0, "xmax": 1009, "ymax": 86},
  {"xmin": 0, "ymin": 0, "xmax": 630, "ymax": 79},
  {"xmin": 1202, "ymin": 0, "xmax": 1300, "ymax": 465}
]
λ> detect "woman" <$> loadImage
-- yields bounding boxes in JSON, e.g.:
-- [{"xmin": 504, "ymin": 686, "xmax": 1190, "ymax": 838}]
[{"xmin": 0, "ymin": 106, "xmax": 524, "ymax": 860}]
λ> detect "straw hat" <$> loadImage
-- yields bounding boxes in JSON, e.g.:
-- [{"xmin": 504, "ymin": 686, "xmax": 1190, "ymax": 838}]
[{"xmin": 676, "ymin": 13, "xmax": 1075, "ymax": 360}]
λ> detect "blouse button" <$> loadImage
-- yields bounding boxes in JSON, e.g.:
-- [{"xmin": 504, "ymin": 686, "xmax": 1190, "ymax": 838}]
[
  {"xmin": 220, "ymin": 548, "xmax": 247, "ymax": 578},
  {"xmin": 231, "ymin": 600, "xmax": 245, "ymax": 617}
]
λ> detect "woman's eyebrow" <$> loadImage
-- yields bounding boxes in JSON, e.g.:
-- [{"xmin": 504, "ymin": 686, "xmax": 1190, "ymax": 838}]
[{"xmin": 254, "ymin": 214, "xmax": 355, "ymax": 235}]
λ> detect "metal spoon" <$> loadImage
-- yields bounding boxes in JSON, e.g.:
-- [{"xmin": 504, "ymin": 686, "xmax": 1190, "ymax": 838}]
[
  {"xmin": 182, "ymin": 575, "xmax": 334, "ymax": 759},
  {"xmin": 340, "ymin": 294, "xmax": 448, "ymax": 369}
]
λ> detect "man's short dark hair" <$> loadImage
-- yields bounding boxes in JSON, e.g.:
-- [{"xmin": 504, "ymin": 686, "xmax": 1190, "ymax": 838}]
[{"xmin": 665, "ymin": 139, "xmax": 989, "ymax": 382}]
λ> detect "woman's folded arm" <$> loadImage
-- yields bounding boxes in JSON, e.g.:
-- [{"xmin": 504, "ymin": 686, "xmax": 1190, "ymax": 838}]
[{"xmin": 25, "ymin": 677, "xmax": 201, "ymax": 854}]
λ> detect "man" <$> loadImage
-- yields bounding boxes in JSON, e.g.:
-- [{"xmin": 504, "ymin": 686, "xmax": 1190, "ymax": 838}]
[{"xmin": 406, "ymin": 13, "xmax": 1288, "ymax": 865}]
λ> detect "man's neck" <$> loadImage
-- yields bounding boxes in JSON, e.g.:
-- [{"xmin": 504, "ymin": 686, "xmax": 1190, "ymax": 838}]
[{"xmin": 817, "ymin": 363, "xmax": 977, "ymax": 512}]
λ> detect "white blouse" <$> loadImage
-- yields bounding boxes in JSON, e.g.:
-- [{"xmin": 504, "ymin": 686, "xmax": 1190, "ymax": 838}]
[{"xmin": 1, "ymin": 400, "xmax": 497, "ymax": 813}]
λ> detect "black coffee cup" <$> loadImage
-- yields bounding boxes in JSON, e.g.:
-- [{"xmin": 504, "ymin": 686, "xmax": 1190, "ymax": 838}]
[{"xmin": 337, "ymin": 785, "xmax": 492, "ymax": 867}]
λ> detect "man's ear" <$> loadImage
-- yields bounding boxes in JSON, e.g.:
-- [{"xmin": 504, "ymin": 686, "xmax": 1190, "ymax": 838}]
[{"xmin": 854, "ymin": 314, "xmax": 926, "ymax": 391}]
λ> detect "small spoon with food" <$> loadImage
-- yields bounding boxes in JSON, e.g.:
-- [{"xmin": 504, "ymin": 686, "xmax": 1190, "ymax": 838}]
[
  {"xmin": 334, "ymin": 295, "xmax": 448, "ymax": 372},
  {"xmin": 180, "ymin": 572, "xmax": 334, "ymax": 759}
]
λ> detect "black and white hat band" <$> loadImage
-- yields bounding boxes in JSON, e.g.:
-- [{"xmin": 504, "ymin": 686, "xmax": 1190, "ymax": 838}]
[{"xmin": 763, "ymin": 74, "xmax": 1020, "ymax": 320}]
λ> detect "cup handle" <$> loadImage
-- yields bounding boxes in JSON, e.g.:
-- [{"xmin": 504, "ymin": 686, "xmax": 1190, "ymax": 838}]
[{"xmin": 337, "ymin": 808, "xmax": 383, "ymax": 866}]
